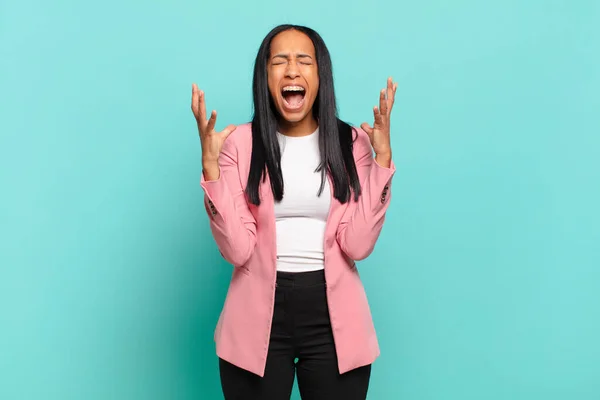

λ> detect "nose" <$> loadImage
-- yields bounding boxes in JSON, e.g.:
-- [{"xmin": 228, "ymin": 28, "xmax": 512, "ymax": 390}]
[{"xmin": 285, "ymin": 60, "xmax": 300, "ymax": 79}]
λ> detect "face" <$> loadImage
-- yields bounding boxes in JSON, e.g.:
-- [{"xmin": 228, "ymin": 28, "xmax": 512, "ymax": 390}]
[{"xmin": 267, "ymin": 29, "xmax": 319, "ymax": 129}]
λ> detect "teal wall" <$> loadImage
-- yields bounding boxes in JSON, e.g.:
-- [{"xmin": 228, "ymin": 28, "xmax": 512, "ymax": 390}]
[{"xmin": 1, "ymin": 0, "xmax": 599, "ymax": 399}]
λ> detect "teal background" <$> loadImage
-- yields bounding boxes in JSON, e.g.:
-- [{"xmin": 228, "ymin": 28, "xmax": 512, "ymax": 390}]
[{"xmin": 1, "ymin": 0, "xmax": 599, "ymax": 399}]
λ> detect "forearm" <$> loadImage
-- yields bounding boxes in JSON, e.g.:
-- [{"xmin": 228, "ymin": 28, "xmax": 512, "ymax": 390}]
[
  {"xmin": 336, "ymin": 155, "xmax": 395, "ymax": 260},
  {"xmin": 200, "ymin": 149, "xmax": 258, "ymax": 267},
  {"xmin": 375, "ymin": 152, "xmax": 392, "ymax": 169},
  {"xmin": 202, "ymin": 160, "xmax": 220, "ymax": 181}
]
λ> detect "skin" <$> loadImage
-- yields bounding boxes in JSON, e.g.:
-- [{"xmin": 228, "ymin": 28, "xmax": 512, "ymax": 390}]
[
  {"xmin": 191, "ymin": 29, "xmax": 398, "ymax": 180},
  {"xmin": 362, "ymin": 76, "xmax": 397, "ymax": 168},
  {"xmin": 267, "ymin": 29, "xmax": 319, "ymax": 137}
]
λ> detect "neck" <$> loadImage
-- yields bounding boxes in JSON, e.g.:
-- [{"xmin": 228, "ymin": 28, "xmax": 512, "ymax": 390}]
[{"xmin": 277, "ymin": 115, "xmax": 318, "ymax": 137}]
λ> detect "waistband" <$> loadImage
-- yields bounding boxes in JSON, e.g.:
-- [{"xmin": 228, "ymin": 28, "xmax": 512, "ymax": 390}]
[{"xmin": 276, "ymin": 269, "xmax": 325, "ymax": 288}]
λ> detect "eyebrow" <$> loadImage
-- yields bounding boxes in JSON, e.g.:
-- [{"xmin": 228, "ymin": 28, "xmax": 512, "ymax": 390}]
[{"xmin": 272, "ymin": 53, "xmax": 313, "ymax": 60}]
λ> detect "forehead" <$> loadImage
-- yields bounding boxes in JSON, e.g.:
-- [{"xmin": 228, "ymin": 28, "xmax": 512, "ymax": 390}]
[{"xmin": 270, "ymin": 30, "xmax": 315, "ymax": 56}]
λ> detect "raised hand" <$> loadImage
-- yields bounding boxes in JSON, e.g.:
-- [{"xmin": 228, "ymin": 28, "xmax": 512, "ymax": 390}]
[
  {"xmin": 360, "ymin": 77, "xmax": 398, "ymax": 160},
  {"xmin": 191, "ymin": 83, "xmax": 237, "ymax": 164}
]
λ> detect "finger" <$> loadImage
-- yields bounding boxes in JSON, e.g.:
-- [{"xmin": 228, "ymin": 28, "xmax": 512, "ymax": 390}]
[
  {"xmin": 386, "ymin": 76, "xmax": 394, "ymax": 109},
  {"xmin": 221, "ymin": 124, "xmax": 237, "ymax": 140},
  {"xmin": 386, "ymin": 77, "xmax": 394, "ymax": 111},
  {"xmin": 389, "ymin": 81, "xmax": 398, "ymax": 112},
  {"xmin": 360, "ymin": 122, "xmax": 374, "ymax": 136},
  {"xmin": 198, "ymin": 89, "xmax": 207, "ymax": 124},
  {"xmin": 191, "ymin": 83, "xmax": 199, "ymax": 117},
  {"xmin": 206, "ymin": 110, "xmax": 217, "ymax": 132},
  {"xmin": 373, "ymin": 105, "xmax": 383, "ymax": 125},
  {"xmin": 379, "ymin": 89, "xmax": 388, "ymax": 116}
]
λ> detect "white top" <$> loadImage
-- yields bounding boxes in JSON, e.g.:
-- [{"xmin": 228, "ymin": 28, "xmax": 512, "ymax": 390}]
[{"xmin": 274, "ymin": 127, "xmax": 331, "ymax": 272}]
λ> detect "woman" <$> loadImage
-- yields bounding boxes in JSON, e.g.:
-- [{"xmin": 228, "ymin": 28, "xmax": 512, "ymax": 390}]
[{"xmin": 191, "ymin": 24, "xmax": 397, "ymax": 400}]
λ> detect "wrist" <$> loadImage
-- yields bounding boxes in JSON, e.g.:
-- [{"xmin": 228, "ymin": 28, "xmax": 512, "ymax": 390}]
[
  {"xmin": 374, "ymin": 152, "xmax": 392, "ymax": 168},
  {"xmin": 202, "ymin": 160, "xmax": 220, "ymax": 181},
  {"xmin": 202, "ymin": 158, "xmax": 218, "ymax": 168}
]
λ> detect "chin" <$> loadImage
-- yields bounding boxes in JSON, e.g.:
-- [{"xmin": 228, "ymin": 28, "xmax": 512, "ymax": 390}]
[{"xmin": 279, "ymin": 111, "xmax": 309, "ymax": 123}]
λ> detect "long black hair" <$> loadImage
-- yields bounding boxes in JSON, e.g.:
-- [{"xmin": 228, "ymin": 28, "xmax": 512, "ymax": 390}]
[{"xmin": 245, "ymin": 24, "xmax": 362, "ymax": 206}]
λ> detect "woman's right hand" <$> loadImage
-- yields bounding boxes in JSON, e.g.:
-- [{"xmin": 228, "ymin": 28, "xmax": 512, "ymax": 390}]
[{"xmin": 191, "ymin": 83, "xmax": 237, "ymax": 164}]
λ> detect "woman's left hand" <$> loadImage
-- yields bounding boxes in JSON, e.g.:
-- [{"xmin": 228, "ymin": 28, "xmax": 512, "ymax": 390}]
[{"xmin": 361, "ymin": 77, "xmax": 398, "ymax": 164}]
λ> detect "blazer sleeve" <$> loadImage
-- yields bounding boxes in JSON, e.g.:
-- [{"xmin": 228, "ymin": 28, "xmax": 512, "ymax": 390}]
[
  {"xmin": 336, "ymin": 127, "xmax": 396, "ymax": 261},
  {"xmin": 200, "ymin": 135, "xmax": 257, "ymax": 267}
]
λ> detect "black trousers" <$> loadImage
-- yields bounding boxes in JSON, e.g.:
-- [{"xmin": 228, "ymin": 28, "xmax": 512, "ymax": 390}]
[{"xmin": 219, "ymin": 269, "xmax": 371, "ymax": 400}]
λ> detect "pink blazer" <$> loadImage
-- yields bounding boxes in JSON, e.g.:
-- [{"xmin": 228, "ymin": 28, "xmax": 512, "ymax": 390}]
[{"xmin": 200, "ymin": 122, "xmax": 396, "ymax": 377}]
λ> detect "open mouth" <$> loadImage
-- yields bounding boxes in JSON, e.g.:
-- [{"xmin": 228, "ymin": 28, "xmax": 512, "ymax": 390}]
[{"xmin": 281, "ymin": 85, "xmax": 306, "ymax": 111}]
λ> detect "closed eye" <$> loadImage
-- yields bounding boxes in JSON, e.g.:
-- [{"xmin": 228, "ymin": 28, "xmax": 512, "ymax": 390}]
[
  {"xmin": 271, "ymin": 61, "xmax": 312, "ymax": 67},
  {"xmin": 271, "ymin": 53, "xmax": 314, "ymax": 65}
]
